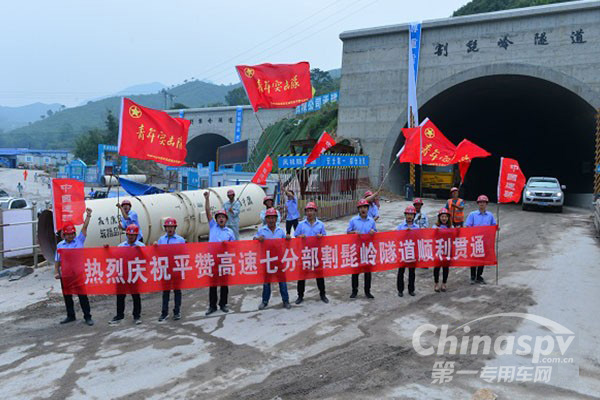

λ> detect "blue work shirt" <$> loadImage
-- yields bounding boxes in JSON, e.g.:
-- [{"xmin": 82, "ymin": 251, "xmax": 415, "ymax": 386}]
[
  {"xmin": 368, "ymin": 203, "xmax": 379, "ymax": 219},
  {"xmin": 295, "ymin": 218, "xmax": 326, "ymax": 237},
  {"xmin": 121, "ymin": 210, "xmax": 143, "ymax": 241},
  {"xmin": 286, "ymin": 197, "xmax": 300, "ymax": 221},
  {"xmin": 119, "ymin": 240, "xmax": 145, "ymax": 247},
  {"xmin": 396, "ymin": 222, "xmax": 420, "ymax": 230},
  {"xmin": 209, "ymin": 219, "xmax": 236, "ymax": 242},
  {"xmin": 157, "ymin": 233, "xmax": 186, "ymax": 244},
  {"xmin": 347, "ymin": 215, "xmax": 377, "ymax": 234},
  {"xmin": 415, "ymin": 212, "xmax": 429, "ymax": 228},
  {"xmin": 55, "ymin": 232, "xmax": 86, "ymax": 262},
  {"xmin": 260, "ymin": 208, "xmax": 281, "ymax": 226},
  {"xmin": 254, "ymin": 225, "xmax": 286, "ymax": 240},
  {"xmin": 434, "ymin": 224, "xmax": 450, "ymax": 229},
  {"xmin": 465, "ymin": 210, "xmax": 497, "ymax": 227},
  {"xmin": 223, "ymin": 200, "xmax": 241, "ymax": 230}
]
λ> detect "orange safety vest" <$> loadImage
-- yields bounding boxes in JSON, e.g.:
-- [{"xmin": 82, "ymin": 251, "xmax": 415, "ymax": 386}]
[{"xmin": 446, "ymin": 198, "xmax": 464, "ymax": 224}]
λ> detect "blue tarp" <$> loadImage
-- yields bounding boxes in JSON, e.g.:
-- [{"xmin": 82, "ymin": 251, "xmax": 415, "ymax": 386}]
[{"xmin": 118, "ymin": 177, "xmax": 164, "ymax": 196}]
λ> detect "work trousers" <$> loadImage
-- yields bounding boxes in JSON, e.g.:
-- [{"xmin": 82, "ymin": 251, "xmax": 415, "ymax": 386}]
[
  {"xmin": 161, "ymin": 290, "xmax": 181, "ymax": 315},
  {"xmin": 116, "ymin": 294, "xmax": 141, "ymax": 319},
  {"xmin": 397, "ymin": 268, "xmax": 415, "ymax": 293},
  {"xmin": 209, "ymin": 286, "xmax": 228, "ymax": 308},
  {"xmin": 351, "ymin": 273, "xmax": 372, "ymax": 292},
  {"xmin": 297, "ymin": 278, "xmax": 326, "ymax": 297}
]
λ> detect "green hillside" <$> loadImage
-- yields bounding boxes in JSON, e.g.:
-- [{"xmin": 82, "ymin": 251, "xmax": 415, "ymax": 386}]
[
  {"xmin": 453, "ymin": 0, "xmax": 575, "ymax": 16},
  {"xmin": 0, "ymin": 80, "xmax": 238, "ymax": 149},
  {"xmin": 245, "ymin": 102, "xmax": 338, "ymax": 172}
]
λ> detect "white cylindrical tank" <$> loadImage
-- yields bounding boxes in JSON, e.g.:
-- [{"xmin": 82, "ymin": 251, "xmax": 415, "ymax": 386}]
[
  {"xmin": 37, "ymin": 184, "xmax": 265, "ymax": 260},
  {"xmin": 102, "ymin": 174, "xmax": 147, "ymax": 186}
]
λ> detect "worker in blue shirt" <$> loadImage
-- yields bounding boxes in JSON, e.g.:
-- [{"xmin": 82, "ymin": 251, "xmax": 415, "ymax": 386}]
[
  {"xmin": 223, "ymin": 189, "xmax": 241, "ymax": 240},
  {"xmin": 260, "ymin": 195, "xmax": 281, "ymax": 226},
  {"xmin": 55, "ymin": 207, "xmax": 93, "ymax": 326},
  {"xmin": 413, "ymin": 198, "xmax": 429, "ymax": 228},
  {"xmin": 255, "ymin": 208, "xmax": 292, "ymax": 310},
  {"xmin": 347, "ymin": 199, "xmax": 377, "ymax": 299},
  {"xmin": 156, "ymin": 217, "xmax": 186, "ymax": 322},
  {"xmin": 465, "ymin": 194, "xmax": 498, "ymax": 285},
  {"xmin": 283, "ymin": 186, "xmax": 300, "ymax": 235},
  {"xmin": 117, "ymin": 199, "xmax": 143, "ymax": 242},
  {"xmin": 364, "ymin": 190, "xmax": 380, "ymax": 222},
  {"xmin": 397, "ymin": 205, "xmax": 419, "ymax": 297},
  {"xmin": 204, "ymin": 191, "xmax": 236, "ymax": 315},
  {"xmin": 109, "ymin": 224, "xmax": 144, "ymax": 325},
  {"xmin": 294, "ymin": 202, "xmax": 328, "ymax": 304}
]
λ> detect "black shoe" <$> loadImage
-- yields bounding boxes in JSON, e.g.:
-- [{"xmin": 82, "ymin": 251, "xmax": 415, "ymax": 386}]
[
  {"xmin": 258, "ymin": 301, "xmax": 268, "ymax": 310},
  {"xmin": 294, "ymin": 296, "xmax": 304, "ymax": 305},
  {"xmin": 60, "ymin": 316, "xmax": 76, "ymax": 324},
  {"xmin": 109, "ymin": 316, "xmax": 123, "ymax": 325},
  {"xmin": 173, "ymin": 313, "xmax": 181, "ymax": 320},
  {"xmin": 349, "ymin": 291, "xmax": 358, "ymax": 299},
  {"xmin": 476, "ymin": 277, "xmax": 487, "ymax": 285},
  {"xmin": 409, "ymin": 291, "xmax": 415, "ymax": 296},
  {"xmin": 320, "ymin": 294, "xmax": 329, "ymax": 304},
  {"xmin": 398, "ymin": 292, "xmax": 403, "ymax": 297},
  {"xmin": 365, "ymin": 292, "xmax": 375, "ymax": 299},
  {"xmin": 158, "ymin": 314, "xmax": 168, "ymax": 322},
  {"xmin": 205, "ymin": 307, "xmax": 217, "ymax": 316},
  {"xmin": 283, "ymin": 301, "xmax": 291, "ymax": 310},
  {"xmin": 220, "ymin": 305, "xmax": 229, "ymax": 313},
  {"xmin": 84, "ymin": 318, "xmax": 94, "ymax": 326}
]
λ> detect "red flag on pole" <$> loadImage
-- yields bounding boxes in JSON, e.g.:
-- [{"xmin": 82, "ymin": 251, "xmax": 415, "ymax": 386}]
[
  {"xmin": 397, "ymin": 118, "xmax": 456, "ymax": 166},
  {"xmin": 235, "ymin": 62, "xmax": 312, "ymax": 112},
  {"xmin": 451, "ymin": 139, "xmax": 491, "ymax": 183},
  {"xmin": 497, "ymin": 157, "xmax": 526, "ymax": 203},
  {"xmin": 52, "ymin": 179, "xmax": 85, "ymax": 231},
  {"xmin": 118, "ymin": 98, "xmax": 191, "ymax": 166},
  {"xmin": 251, "ymin": 155, "xmax": 273, "ymax": 185},
  {"xmin": 305, "ymin": 131, "xmax": 336, "ymax": 165}
]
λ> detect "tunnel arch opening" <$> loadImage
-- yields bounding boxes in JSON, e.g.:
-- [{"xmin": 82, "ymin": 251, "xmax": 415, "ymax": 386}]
[
  {"xmin": 388, "ymin": 74, "xmax": 596, "ymax": 205},
  {"xmin": 185, "ymin": 133, "xmax": 231, "ymax": 166}
]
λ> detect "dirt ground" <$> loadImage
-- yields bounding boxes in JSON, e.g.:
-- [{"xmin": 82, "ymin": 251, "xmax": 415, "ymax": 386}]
[{"xmin": 1, "ymin": 197, "xmax": 599, "ymax": 399}]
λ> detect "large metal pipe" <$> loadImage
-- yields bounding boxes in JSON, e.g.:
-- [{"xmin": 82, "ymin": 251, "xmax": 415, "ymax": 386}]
[
  {"xmin": 38, "ymin": 184, "xmax": 265, "ymax": 261},
  {"xmin": 102, "ymin": 174, "xmax": 147, "ymax": 186}
]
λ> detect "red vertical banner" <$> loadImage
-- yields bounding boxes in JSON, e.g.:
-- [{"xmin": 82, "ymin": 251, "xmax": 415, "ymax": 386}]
[
  {"xmin": 52, "ymin": 179, "xmax": 86, "ymax": 231},
  {"xmin": 251, "ymin": 155, "xmax": 273, "ymax": 185},
  {"xmin": 305, "ymin": 131, "xmax": 336, "ymax": 165},
  {"xmin": 497, "ymin": 157, "xmax": 526, "ymax": 203},
  {"xmin": 118, "ymin": 98, "xmax": 191, "ymax": 166}
]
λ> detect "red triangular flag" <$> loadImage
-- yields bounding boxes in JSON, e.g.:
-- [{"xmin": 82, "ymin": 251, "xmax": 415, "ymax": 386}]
[
  {"xmin": 398, "ymin": 118, "xmax": 456, "ymax": 166},
  {"xmin": 451, "ymin": 139, "xmax": 491, "ymax": 183},
  {"xmin": 251, "ymin": 155, "xmax": 273, "ymax": 185},
  {"xmin": 305, "ymin": 131, "xmax": 336, "ymax": 165}
]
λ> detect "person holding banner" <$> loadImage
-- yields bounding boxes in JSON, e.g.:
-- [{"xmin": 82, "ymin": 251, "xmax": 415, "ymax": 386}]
[
  {"xmin": 109, "ymin": 224, "xmax": 144, "ymax": 325},
  {"xmin": 364, "ymin": 191, "xmax": 380, "ymax": 222},
  {"xmin": 397, "ymin": 205, "xmax": 419, "ymax": 297},
  {"xmin": 433, "ymin": 208, "xmax": 452, "ymax": 293},
  {"xmin": 256, "ymin": 208, "xmax": 292, "ymax": 310},
  {"xmin": 294, "ymin": 202, "xmax": 329, "ymax": 304},
  {"xmin": 55, "ymin": 208, "xmax": 94, "ymax": 326},
  {"xmin": 117, "ymin": 199, "xmax": 143, "ymax": 242},
  {"xmin": 413, "ymin": 198, "xmax": 429, "ymax": 228},
  {"xmin": 204, "ymin": 191, "xmax": 236, "ymax": 315},
  {"xmin": 260, "ymin": 195, "xmax": 281, "ymax": 227},
  {"xmin": 347, "ymin": 199, "xmax": 376, "ymax": 299},
  {"xmin": 223, "ymin": 189, "xmax": 241, "ymax": 240},
  {"xmin": 465, "ymin": 195, "xmax": 497, "ymax": 285},
  {"xmin": 283, "ymin": 187, "xmax": 300, "ymax": 235},
  {"xmin": 446, "ymin": 188, "xmax": 465, "ymax": 227},
  {"xmin": 156, "ymin": 218, "xmax": 186, "ymax": 322}
]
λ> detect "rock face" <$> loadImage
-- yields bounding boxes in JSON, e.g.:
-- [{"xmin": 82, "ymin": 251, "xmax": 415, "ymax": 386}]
[{"xmin": 472, "ymin": 388, "xmax": 498, "ymax": 400}]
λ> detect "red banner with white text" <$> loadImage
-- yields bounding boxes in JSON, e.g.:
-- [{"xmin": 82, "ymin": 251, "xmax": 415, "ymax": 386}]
[
  {"xmin": 59, "ymin": 226, "xmax": 497, "ymax": 295},
  {"xmin": 52, "ymin": 178, "xmax": 86, "ymax": 231}
]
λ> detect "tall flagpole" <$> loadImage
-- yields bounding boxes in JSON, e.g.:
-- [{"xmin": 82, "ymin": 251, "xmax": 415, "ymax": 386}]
[{"xmin": 495, "ymin": 157, "xmax": 503, "ymax": 285}]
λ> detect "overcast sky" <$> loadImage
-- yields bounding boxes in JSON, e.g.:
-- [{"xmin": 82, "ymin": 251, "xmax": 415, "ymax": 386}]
[{"xmin": 0, "ymin": 0, "xmax": 467, "ymax": 107}]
